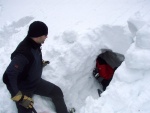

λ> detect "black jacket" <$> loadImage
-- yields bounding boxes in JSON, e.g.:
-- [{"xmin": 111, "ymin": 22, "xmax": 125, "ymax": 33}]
[{"xmin": 3, "ymin": 37, "xmax": 43, "ymax": 96}]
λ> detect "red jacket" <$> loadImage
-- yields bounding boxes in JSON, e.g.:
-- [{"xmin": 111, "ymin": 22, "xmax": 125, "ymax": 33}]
[{"xmin": 96, "ymin": 61, "xmax": 114, "ymax": 80}]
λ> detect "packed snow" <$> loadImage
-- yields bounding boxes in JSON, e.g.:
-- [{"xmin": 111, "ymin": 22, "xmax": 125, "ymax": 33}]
[{"xmin": 0, "ymin": 0, "xmax": 150, "ymax": 113}]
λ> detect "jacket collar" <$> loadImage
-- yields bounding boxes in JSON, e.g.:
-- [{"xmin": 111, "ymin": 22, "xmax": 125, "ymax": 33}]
[{"xmin": 25, "ymin": 36, "xmax": 41, "ymax": 49}]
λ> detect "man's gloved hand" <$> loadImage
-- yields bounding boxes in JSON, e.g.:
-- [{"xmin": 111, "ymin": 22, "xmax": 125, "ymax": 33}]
[
  {"xmin": 42, "ymin": 60, "xmax": 50, "ymax": 67},
  {"xmin": 11, "ymin": 91, "xmax": 33, "ymax": 109}
]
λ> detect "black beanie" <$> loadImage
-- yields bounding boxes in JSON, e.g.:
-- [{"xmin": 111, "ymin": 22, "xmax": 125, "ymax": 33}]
[{"xmin": 27, "ymin": 21, "xmax": 48, "ymax": 37}]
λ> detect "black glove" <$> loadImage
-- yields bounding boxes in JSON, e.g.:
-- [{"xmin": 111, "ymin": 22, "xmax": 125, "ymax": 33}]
[
  {"xmin": 11, "ymin": 91, "xmax": 34, "ymax": 109},
  {"xmin": 93, "ymin": 68, "xmax": 104, "ymax": 83},
  {"xmin": 42, "ymin": 60, "xmax": 50, "ymax": 67},
  {"xmin": 93, "ymin": 68, "xmax": 99, "ymax": 79}
]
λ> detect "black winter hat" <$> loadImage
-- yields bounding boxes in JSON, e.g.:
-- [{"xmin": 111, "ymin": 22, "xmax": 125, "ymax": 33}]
[{"xmin": 27, "ymin": 21, "xmax": 48, "ymax": 37}]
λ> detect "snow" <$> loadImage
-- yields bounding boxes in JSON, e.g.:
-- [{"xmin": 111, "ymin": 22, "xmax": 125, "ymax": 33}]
[{"xmin": 0, "ymin": 0, "xmax": 150, "ymax": 113}]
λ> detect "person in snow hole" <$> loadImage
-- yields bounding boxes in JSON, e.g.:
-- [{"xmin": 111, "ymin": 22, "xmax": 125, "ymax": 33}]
[{"xmin": 93, "ymin": 50, "xmax": 124, "ymax": 91}]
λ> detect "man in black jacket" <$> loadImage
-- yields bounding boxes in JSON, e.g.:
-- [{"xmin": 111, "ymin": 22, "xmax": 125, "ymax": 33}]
[{"xmin": 3, "ymin": 21, "xmax": 69, "ymax": 113}]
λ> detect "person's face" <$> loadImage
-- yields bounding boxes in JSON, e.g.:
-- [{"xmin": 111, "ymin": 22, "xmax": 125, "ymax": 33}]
[{"xmin": 36, "ymin": 35, "xmax": 47, "ymax": 44}]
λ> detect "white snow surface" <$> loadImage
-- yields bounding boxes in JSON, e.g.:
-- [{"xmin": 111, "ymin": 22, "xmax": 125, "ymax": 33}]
[{"xmin": 0, "ymin": 0, "xmax": 150, "ymax": 113}]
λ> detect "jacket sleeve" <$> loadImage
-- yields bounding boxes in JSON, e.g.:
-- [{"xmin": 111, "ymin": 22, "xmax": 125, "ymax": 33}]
[{"xmin": 5, "ymin": 54, "xmax": 29, "ymax": 96}]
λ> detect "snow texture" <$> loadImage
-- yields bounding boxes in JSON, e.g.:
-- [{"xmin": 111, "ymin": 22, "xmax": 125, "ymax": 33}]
[{"xmin": 0, "ymin": 0, "xmax": 150, "ymax": 113}]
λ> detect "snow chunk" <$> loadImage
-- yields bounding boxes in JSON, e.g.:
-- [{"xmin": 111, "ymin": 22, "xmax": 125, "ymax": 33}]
[
  {"xmin": 127, "ymin": 12, "xmax": 146, "ymax": 35},
  {"xmin": 136, "ymin": 24, "xmax": 150, "ymax": 49},
  {"xmin": 125, "ymin": 43, "xmax": 150, "ymax": 70},
  {"xmin": 62, "ymin": 30, "xmax": 78, "ymax": 43}
]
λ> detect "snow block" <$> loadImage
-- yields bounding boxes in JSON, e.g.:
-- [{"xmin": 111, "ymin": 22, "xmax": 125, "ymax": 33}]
[
  {"xmin": 127, "ymin": 13, "xmax": 145, "ymax": 35},
  {"xmin": 125, "ymin": 44, "xmax": 150, "ymax": 70},
  {"xmin": 136, "ymin": 24, "xmax": 150, "ymax": 49}
]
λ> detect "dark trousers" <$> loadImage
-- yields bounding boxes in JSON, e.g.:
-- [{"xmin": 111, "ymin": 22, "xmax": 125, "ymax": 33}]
[
  {"xmin": 8, "ymin": 79, "xmax": 68, "ymax": 113},
  {"xmin": 101, "ymin": 78, "xmax": 112, "ymax": 91}
]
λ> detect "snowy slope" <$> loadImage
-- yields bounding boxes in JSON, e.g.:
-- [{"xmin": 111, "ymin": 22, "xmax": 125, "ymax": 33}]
[{"xmin": 0, "ymin": 0, "xmax": 150, "ymax": 113}]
